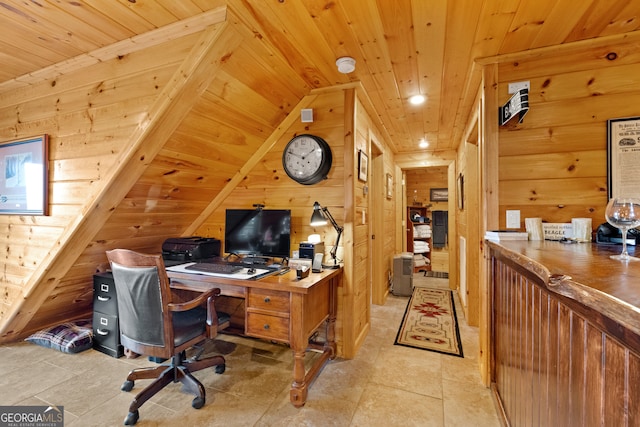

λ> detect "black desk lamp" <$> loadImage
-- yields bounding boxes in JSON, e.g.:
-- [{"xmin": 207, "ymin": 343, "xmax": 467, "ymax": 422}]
[{"xmin": 310, "ymin": 201, "xmax": 343, "ymax": 269}]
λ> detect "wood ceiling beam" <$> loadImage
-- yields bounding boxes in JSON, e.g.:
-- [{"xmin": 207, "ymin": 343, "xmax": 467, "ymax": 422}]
[{"xmin": 0, "ymin": 6, "xmax": 227, "ymax": 92}]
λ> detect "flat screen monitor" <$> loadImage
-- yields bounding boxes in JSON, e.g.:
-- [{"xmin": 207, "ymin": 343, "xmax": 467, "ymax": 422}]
[{"xmin": 224, "ymin": 209, "xmax": 291, "ymax": 259}]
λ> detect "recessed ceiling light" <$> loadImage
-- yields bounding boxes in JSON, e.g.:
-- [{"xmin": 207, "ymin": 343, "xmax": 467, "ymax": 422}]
[
  {"xmin": 409, "ymin": 94, "xmax": 425, "ymax": 105},
  {"xmin": 419, "ymin": 139, "xmax": 429, "ymax": 149}
]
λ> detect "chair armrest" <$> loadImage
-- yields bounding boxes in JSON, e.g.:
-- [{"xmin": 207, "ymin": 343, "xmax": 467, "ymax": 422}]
[{"xmin": 167, "ymin": 286, "xmax": 227, "ymax": 338}]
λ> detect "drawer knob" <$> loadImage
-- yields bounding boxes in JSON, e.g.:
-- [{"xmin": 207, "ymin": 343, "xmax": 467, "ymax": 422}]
[
  {"xmin": 97, "ymin": 296, "xmax": 110, "ymax": 302},
  {"xmin": 263, "ymin": 324, "xmax": 270, "ymax": 330},
  {"xmin": 264, "ymin": 297, "xmax": 271, "ymax": 303},
  {"xmin": 96, "ymin": 328, "xmax": 109, "ymax": 336}
]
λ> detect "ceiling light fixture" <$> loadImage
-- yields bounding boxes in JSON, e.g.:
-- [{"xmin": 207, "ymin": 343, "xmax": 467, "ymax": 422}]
[
  {"xmin": 409, "ymin": 94, "xmax": 426, "ymax": 105},
  {"xmin": 336, "ymin": 57, "xmax": 356, "ymax": 74},
  {"xmin": 419, "ymin": 139, "xmax": 429, "ymax": 149}
]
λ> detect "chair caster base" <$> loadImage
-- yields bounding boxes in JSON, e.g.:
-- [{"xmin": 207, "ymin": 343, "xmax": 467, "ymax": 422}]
[
  {"xmin": 192, "ymin": 396, "xmax": 205, "ymax": 409},
  {"xmin": 124, "ymin": 410, "xmax": 139, "ymax": 425}
]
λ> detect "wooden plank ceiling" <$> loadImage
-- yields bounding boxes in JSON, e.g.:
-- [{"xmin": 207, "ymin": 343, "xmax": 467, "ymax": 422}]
[{"xmin": 1, "ymin": 0, "xmax": 639, "ymax": 154}]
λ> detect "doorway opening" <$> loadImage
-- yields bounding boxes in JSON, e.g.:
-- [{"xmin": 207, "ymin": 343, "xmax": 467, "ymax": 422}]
[{"xmin": 403, "ymin": 166, "xmax": 450, "ymax": 276}]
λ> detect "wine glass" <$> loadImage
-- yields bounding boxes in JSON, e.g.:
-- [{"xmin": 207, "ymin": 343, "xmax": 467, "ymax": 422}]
[{"xmin": 605, "ymin": 198, "xmax": 640, "ymax": 261}]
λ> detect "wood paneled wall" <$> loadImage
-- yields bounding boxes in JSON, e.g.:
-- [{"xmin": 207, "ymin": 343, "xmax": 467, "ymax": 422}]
[
  {"xmin": 405, "ymin": 167, "xmax": 448, "ymax": 209},
  {"xmin": 0, "ymin": 6, "xmax": 397, "ymax": 358},
  {"xmin": 194, "ymin": 89, "xmax": 353, "ymax": 356},
  {"xmin": 0, "ymin": 29, "xmax": 202, "ymax": 334},
  {"xmin": 191, "ymin": 88, "xmax": 397, "ymax": 358},
  {"xmin": 495, "ymin": 35, "xmax": 640, "ymax": 230}
]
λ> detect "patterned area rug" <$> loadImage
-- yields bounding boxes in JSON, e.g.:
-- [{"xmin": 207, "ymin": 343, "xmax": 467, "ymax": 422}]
[{"xmin": 394, "ymin": 287, "xmax": 464, "ymax": 357}]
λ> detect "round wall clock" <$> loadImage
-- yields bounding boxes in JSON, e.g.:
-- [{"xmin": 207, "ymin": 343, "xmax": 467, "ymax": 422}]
[{"xmin": 282, "ymin": 134, "xmax": 332, "ymax": 185}]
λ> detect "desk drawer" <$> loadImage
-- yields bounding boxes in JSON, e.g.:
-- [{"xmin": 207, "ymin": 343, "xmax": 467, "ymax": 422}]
[
  {"xmin": 247, "ymin": 288, "xmax": 289, "ymax": 312},
  {"xmin": 246, "ymin": 313, "xmax": 289, "ymax": 342}
]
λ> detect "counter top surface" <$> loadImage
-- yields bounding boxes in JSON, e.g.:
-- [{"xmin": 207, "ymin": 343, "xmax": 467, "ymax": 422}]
[{"xmin": 489, "ymin": 240, "xmax": 640, "ymax": 309}]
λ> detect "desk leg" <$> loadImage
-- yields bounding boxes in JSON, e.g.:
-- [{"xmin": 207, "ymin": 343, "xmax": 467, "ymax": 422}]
[
  {"xmin": 290, "ymin": 348, "xmax": 308, "ymax": 407},
  {"xmin": 289, "ymin": 276, "xmax": 339, "ymax": 407},
  {"xmin": 290, "ymin": 340, "xmax": 333, "ymax": 407},
  {"xmin": 289, "ymin": 289, "xmax": 310, "ymax": 407}
]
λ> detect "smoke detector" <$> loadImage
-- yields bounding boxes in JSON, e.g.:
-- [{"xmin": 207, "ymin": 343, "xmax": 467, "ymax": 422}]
[{"xmin": 336, "ymin": 57, "xmax": 356, "ymax": 74}]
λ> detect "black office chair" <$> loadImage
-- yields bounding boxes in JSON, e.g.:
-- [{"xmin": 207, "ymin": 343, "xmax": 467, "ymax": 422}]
[{"xmin": 106, "ymin": 249, "xmax": 230, "ymax": 426}]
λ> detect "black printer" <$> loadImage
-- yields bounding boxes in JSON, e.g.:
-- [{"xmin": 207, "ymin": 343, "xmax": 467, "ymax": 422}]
[{"xmin": 162, "ymin": 236, "xmax": 221, "ymax": 262}]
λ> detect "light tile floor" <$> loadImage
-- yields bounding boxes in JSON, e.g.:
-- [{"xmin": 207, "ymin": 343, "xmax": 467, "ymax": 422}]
[{"xmin": 0, "ymin": 275, "xmax": 500, "ymax": 426}]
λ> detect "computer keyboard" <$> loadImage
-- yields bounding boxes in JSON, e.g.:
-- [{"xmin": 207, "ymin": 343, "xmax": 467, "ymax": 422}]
[{"xmin": 185, "ymin": 262, "xmax": 243, "ymax": 274}]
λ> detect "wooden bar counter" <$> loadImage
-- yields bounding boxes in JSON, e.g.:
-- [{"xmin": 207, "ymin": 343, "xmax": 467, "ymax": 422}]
[{"xmin": 487, "ymin": 240, "xmax": 640, "ymax": 427}]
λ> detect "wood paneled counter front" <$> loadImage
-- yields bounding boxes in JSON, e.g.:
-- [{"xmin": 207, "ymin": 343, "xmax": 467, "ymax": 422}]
[{"xmin": 487, "ymin": 240, "xmax": 640, "ymax": 427}]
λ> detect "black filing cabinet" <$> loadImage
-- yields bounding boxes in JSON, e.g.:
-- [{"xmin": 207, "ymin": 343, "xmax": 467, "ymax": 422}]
[{"xmin": 92, "ymin": 272, "xmax": 124, "ymax": 358}]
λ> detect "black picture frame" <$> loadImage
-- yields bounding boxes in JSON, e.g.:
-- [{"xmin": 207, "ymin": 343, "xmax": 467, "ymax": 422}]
[
  {"xmin": 0, "ymin": 135, "xmax": 48, "ymax": 215},
  {"xmin": 457, "ymin": 173, "xmax": 464, "ymax": 210},
  {"xmin": 358, "ymin": 150, "xmax": 368, "ymax": 182},
  {"xmin": 430, "ymin": 187, "xmax": 448, "ymax": 202}
]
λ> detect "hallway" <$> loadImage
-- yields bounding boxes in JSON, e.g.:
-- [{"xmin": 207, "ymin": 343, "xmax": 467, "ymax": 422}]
[{"xmin": 0, "ymin": 275, "xmax": 499, "ymax": 426}]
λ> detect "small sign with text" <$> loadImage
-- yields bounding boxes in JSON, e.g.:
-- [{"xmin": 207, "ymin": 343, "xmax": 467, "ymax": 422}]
[
  {"xmin": 542, "ymin": 223, "xmax": 573, "ymax": 241},
  {"xmin": 0, "ymin": 406, "xmax": 64, "ymax": 427}
]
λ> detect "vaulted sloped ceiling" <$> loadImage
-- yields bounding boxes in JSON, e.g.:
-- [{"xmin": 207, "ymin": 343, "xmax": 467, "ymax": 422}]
[{"xmin": 2, "ymin": 1, "xmax": 639, "ymax": 153}]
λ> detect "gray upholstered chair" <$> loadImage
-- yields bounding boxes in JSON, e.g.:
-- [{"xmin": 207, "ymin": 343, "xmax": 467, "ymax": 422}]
[{"xmin": 106, "ymin": 249, "xmax": 229, "ymax": 426}]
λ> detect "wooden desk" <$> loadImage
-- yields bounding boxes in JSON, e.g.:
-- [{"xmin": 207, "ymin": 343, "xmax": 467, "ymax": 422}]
[{"xmin": 167, "ymin": 267, "xmax": 341, "ymax": 407}]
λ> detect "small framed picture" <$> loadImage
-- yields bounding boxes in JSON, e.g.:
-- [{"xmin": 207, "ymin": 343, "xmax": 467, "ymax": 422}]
[
  {"xmin": 358, "ymin": 150, "xmax": 368, "ymax": 182},
  {"xmin": 386, "ymin": 173, "xmax": 393, "ymax": 199},
  {"xmin": 0, "ymin": 135, "xmax": 49, "ymax": 215},
  {"xmin": 430, "ymin": 187, "xmax": 448, "ymax": 202}
]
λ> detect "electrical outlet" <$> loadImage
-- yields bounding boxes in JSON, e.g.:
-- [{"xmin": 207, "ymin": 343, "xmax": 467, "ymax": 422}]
[
  {"xmin": 506, "ymin": 210, "xmax": 520, "ymax": 228},
  {"xmin": 508, "ymin": 81, "xmax": 530, "ymax": 94}
]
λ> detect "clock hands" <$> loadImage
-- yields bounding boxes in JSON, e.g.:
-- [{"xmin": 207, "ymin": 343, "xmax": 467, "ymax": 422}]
[
  {"xmin": 287, "ymin": 147, "xmax": 318, "ymax": 160},
  {"xmin": 302, "ymin": 148, "xmax": 318, "ymax": 158}
]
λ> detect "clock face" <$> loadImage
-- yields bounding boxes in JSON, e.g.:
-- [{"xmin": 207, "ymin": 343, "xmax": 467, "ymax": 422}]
[{"xmin": 282, "ymin": 134, "xmax": 332, "ymax": 185}]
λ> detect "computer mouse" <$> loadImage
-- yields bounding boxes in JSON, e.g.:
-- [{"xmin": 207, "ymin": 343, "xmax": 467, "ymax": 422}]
[{"xmin": 248, "ymin": 267, "xmax": 256, "ymax": 274}]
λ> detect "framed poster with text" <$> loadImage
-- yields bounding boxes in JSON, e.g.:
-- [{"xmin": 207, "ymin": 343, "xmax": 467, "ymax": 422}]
[{"xmin": 607, "ymin": 117, "xmax": 640, "ymax": 200}]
